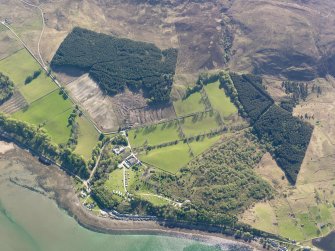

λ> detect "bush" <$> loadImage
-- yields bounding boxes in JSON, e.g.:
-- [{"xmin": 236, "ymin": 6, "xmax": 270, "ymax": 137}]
[{"xmin": 0, "ymin": 72, "xmax": 14, "ymax": 104}]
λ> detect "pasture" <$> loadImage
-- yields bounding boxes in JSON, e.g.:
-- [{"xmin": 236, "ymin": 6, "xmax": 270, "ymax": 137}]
[
  {"xmin": 204, "ymin": 80, "xmax": 237, "ymax": 117},
  {"xmin": 128, "ymin": 120, "xmax": 181, "ymax": 148},
  {"xmin": 180, "ymin": 111, "xmax": 221, "ymax": 137},
  {"xmin": 173, "ymin": 92, "xmax": 205, "ymax": 117},
  {"xmin": 74, "ymin": 116, "xmax": 99, "ymax": 159},
  {"xmin": 139, "ymin": 143, "xmax": 192, "ymax": 173},
  {"xmin": 13, "ymin": 91, "xmax": 73, "ymax": 144},
  {"xmin": 0, "ymin": 49, "xmax": 57, "ymax": 103}
]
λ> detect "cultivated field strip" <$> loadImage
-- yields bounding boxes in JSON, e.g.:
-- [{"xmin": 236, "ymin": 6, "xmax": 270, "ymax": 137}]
[{"xmin": 0, "ymin": 91, "xmax": 27, "ymax": 114}]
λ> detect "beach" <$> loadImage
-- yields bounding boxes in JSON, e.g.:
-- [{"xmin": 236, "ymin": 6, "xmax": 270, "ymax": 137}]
[{"xmin": 0, "ymin": 140, "xmax": 261, "ymax": 250}]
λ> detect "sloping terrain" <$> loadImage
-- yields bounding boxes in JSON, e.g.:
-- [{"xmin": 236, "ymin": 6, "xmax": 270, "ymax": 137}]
[{"xmin": 2, "ymin": 0, "xmax": 335, "ymax": 248}]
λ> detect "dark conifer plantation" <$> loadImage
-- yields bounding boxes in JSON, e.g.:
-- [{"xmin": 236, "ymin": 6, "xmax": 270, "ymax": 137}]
[{"xmin": 51, "ymin": 27, "xmax": 178, "ymax": 104}]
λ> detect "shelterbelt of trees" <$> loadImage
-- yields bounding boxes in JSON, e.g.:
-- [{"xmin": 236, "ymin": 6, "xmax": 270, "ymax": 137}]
[
  {"xmin": 216, "ymin": 72, "xmax": 313, "ymax": 184},
  {"xmin": 0, "ymin": 113, "xmax": 89, "ymax": 179},
  {"xmin": 0, "ymin": 73, "xmax": 14, "ymax": 104},
  {"xmin": 51, "ymin": 27, "xmax": 178, "ymax": 104}
]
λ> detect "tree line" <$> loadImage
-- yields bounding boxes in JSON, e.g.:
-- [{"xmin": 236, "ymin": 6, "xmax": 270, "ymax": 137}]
[
  {"xmin": 25, "ymin": 69, "xmax": 41, "ymax": 84},
  {"xmin": 0, "ymin": 113, "xmax": 89, "ymax": 179},
  {"xmin": 0, "ymin": 72, "xmax": 14, "ymax": 104},
  {"xmin": 51, "ymin": 27, "xmax": 178, "ymax": 104}
]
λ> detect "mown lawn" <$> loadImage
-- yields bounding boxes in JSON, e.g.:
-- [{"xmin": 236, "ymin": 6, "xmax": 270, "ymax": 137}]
[
  {"xmin": 204, "ymin": 80, "xmax": 237, "ymax": 117},
  {"xmin": 188, "ymin": 134, "xmax": 221, "ymax": 157},
  {"xmin": 180, "ymin": 112, "xmax": 221, "ymax": 137},
  {"xmin": 0, "ymin": 49, "xmax": 57, "ymax": 103},
  {"xmin": 128, "ymin": 120, "xmax": 181, "ymax": 148},
  {"xmin": 139, "ymin": 143, "xmax": 192, "ymax": 173},
  {"xmin": 13, "ymin": 91, "xmax": 73, "ymax": 144},
  {"xmin": 74, "ymin": 116, "xmax": 99, "ymax": 160},
  {"xmin": 105, "ymin": 168, "xmax": 125, "ymax": 193},
  {"xmin": 137, "ymin": 192, "xmax": 170, "ymax": 206},
  {"xmin": 173, "ymin": 92, "xmax": 205, "ymax": 117}
]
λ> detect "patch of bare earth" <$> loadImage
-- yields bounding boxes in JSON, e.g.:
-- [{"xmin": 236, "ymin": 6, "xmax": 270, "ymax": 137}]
[
  {"xmin": 255, "ymin": 153, "xmax": 290, "ymax": 193},
  {"xmin": 66, "ymin": 74, "xmax": 176, "ymax": 131},
  {"xmin": 66, "ymin": 74, "xmax": 120, "ymax": 132}
]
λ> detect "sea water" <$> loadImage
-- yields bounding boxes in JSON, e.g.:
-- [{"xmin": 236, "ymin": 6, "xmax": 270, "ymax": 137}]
[{"xmin": 0, "ymin": 153, "xmax": 250, "ymax": 251}]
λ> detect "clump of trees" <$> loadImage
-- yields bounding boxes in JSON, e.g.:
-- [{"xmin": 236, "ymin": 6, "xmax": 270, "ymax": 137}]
[
  {"xmin": 66, "ymin": 108, "xmax": 80, "ymax": 150},
  {"xmin": 0, "ymin": 113, "xmax": 89, "ymax": 179},
  {"xmin": 51, "ymin": 27, "xmax": 178, "ymax": 104},
  {"xmin": 253, "ymin": 105, "xmax": 313, "ymax": 183},
  {"xmin": 280, "ymin": 81, "xmax": 309, "ymax": 112},
  {"xmin": 229, "ymin": 73, "xmax": 273, "ymax": 123},
  {"xmin": 0, "ymin": 72, "xmax": 14, "ymax": 104},
  {"xmin": 143, "ymin": 132, "xmax": 272, "ymax": 226},
  {"xmin": 111, "ymin": 135, "xmax": 128, "ymax": 146},
  {"xmin": 24, "ymin": 69, "xmax": 41, "ymax": 84},
  {"xmin": 219, "ymin": 72, "xmax": 313, "ymax": 184}
]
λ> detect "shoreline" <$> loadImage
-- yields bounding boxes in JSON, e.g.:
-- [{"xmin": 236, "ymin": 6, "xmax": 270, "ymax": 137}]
[{"xmin": 0, "ymin": 141, "xmax": 262, "ymax": 250}]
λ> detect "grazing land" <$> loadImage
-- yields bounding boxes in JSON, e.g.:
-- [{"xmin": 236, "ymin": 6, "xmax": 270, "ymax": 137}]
[
  {"xmin": 173, "ymin": 92, "xmax": 205, "ymax": 117},
  {"xmin": 204, "ymin": 81, "xmax": 237, "ymax": 117},
  {"xmin": 3, "ymin": 0, "xmax": 335, "ymax": 247},
  {"xmin": 241, "ymin": 78, "xmax": 335, "ymax": 245},
  {"xmin": 12, "ymin": 91, "xmax": 73, "ymax": 144},
  {"xmin": 180, "ymin": 111, "xmax": 221, "ymax": 137},
  {"xmin": 0, "ymin": 49, "xmax": 57, "ymax": 103},
  {"xmin": 128, "ymin": 120, "xmax": 181, "ymax": 148},
  {"xmin": 51, "ymin": 27, "xmax": 177, "ymax": 104},
  {"xmin": 139, "ymin": 142, "xmax": 192, "ymax": 174},
  {"xmin": 74, "ymin": 116, "xmax": 99, "ymax": 160}
]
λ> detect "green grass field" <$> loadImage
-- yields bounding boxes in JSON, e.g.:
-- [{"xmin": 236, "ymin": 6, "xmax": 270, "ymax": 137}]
[
  {"xmin": 137, "ymin": 192, "xmax": 170, "ymax": 206},
  {"xmin": 74, "ymin": 116, "xmax": 99, "ymax": 159},
  {"xmin": 297, "ymin": 213, "xmax": 320, "ymax": 238},
  {"xmin": 13, "ymin": 91, "xmax": 73, "ymax": 144},
  {"xmin": 276, "ymin": 201, "xmax": 305, "ymax": 241},
  {"xmin": 180, "ymin": 112, "xmax": 221, "ymax": 137},
  {"xmin": 105, "ymin": 168, "xmax": 125, "ymax": 193},
  {"xmin": 139, "ymin": 143, "xmax": 192, "ymax": 173},
  {"xmin": 204, "ymin": 81, "xmax": 237, "ymax": 117},
  {"xmin": 173, "ymin": 92, "xmax": 205, "ymax": 117},
  {"xmin": 189, "ymin": 135, "xmax": 221, "ymax": 156},
  {"xmin": 251, "ymin": 203, "xmax": 279, "ymax": 234},
  {"xmin": 128, "ymin": 121, "xmax": 181, "ymax": 148},
  {"xmin": 0, "ymin": 49, "xmax": 57, "ymax": 103}
]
